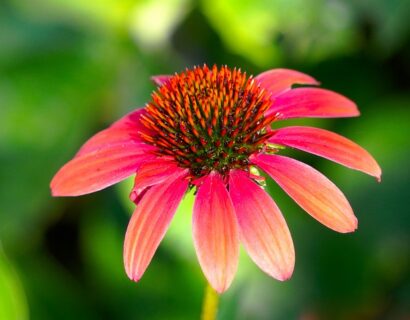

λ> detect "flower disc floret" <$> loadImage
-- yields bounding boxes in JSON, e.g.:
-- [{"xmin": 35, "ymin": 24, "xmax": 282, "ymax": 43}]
[{"xmin": 140, "ymin": 65, "xmax": 275, "ymax": 177}]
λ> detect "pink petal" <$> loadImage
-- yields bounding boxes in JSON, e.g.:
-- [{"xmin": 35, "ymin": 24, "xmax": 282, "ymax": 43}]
[
  {"xmin": 77, "ymin": 109, "xmax": 149, "ymax": 156},
  {"xmin": 130, "ymin": 157, "xmax": 180, "ymax": 203},
  {"xmin": 255, "ymin": 68, "xmax": 319, "ymax": 97},
  {"xmin": 111, "ymin": 108, "xmax": 147, "ymax": 129},
  {"xmin": 124, "ymin": 170, "xmax": 188, "ymax": 281},
  {"xmin": 193, "ymin": 172, "xmax": 239, "ymax": 293},
  {"xmin": 229, "ymin": 170, "xmax": 295, "ymax": 281},
  {"xmin": 269, "ymin": 126, "xmax": 381, "ymax": 180},
  {"xmin": 266, "ymin": 88, "xmax": 359, "ymax": 119},
  {"xmin": 51, "ymin": 141, "xmax": 156, "ymax": 196},
  {"xmin": 151, "ymin": 75, "xmax": 172, "ymax": 86},
  {"xmin": 254, "ymin": 154, "xmax": 357, "ymax": 233}
]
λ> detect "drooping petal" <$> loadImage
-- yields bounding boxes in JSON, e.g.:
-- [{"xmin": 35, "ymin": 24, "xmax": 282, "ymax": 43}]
[
  {"xmin": 51, "ymin": 142, "xmax": 156, "ymax": 196},
  {"xmin": 254, "ymin": 154, "xmax": 357, "ymax": 233},
  {"xmin": 130, "ymin": 157, "xmax": 180, "ymax": 203},
  {"xmin": 76, "ymin": 127, "xmax": 141, "ymax": 157},
  {"xmin": 269, "ymin": 126, "xmax": 381, "ymax": 180},
  {"xmin": 255, "ymin": 68, "xmax": 319, "ymax": 97},
  {"xmin": 151, "ymin": 75, "xmax": 172, "ymax": 86},
  {"xmin": 229, "ymin": 170, "xmax": 294, "ymax": 281},
  {"xmin": 193, "ymin": 172, "xmax": 239, "ymax": 293},
  {"xmin": 266, "ymin": 88, "xmax": 359, "ymax": 119},
  {"xmin": 77, "ymin": 108, "xmax": 149, "ymax": 156},
  {"xmin": 124, "ymin": 170, "xmax": 188, "ymax": 281}
]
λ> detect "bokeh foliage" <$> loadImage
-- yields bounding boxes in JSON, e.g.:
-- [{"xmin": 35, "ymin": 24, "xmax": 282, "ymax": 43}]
[{"xmin": 0, "ymin": 0, "xmax": 409, "ymax": 319}]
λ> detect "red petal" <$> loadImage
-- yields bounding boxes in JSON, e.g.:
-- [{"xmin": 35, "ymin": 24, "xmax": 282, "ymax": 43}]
[
  {"xmin": 193, "ymin": 172, "xmax": 239, "ymax": 293},
  {"xmin": 229, "ymin": 170, "xmax": 295, "ymax": 281},
  {"xmin": 269, "ymin": 126, "xmax": 381, "ymax": 180},
  {"xmin": 267, "ymin": 88, "xmax": 359, "ymax": 119},
  {"xmin": 77, "ymin": 109, "xmax": 149, "ymax": 157},
  {"xmin": 50, "ymin": 141, "xmax": 155, "ymax": 196},
  {"xmin": 151, "ymin": 75, "xmax": 172, "ymax": 86},
  {"xmin": 254, "ymin": 154, "xmax": 357, "ymax": 233},
  {"xmin": 111, "ymin": 108, "xmax": 147, "ymax": 129},
  {"xmin": 130, "ymin": 157, "xmax": 181, "ymax": 203},
  {"xmin": 124, "ymin": 171, "xmax": 188, "ymax": 281},
  {"xmin": 255, "ymin": 68, "xmax": 319, "ymax": 97}
]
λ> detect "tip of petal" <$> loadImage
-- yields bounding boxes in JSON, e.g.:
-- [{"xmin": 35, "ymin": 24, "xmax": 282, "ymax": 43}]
[
  {"xmin": 126, "ymin": 268, "xmax": 142, "ymax": 282},
  {"xmin": 374, "ymin": 166, "xmax": 382, "ymax": 183},
  {"xmin": 49, "ymin": 180, "xmax": 84, "ymax": 197},
  {"xmin": 50, "ymin": 179, "xmax": 73, "ymax": 197},
  {"xmin": 268, "ymin": 261, "xmax": 294, "ymax": 281},
  {"xmin": 150, "ymin": 75, "xmax": 172, "ymax": 86},
  {"xmin": 50, "ymin": 189, "xmax": 61, "ymax": 197},
  {"xmin": 361, "ymin": 148, "xmax": 381, "ymax": 181},
  {"xmin": 268, "ymin": 258, "xmax": 295, "ymax": 282},
  {"xmin": 343, "ymin": 99, "xmax": 360, "ymax": 117},
  {"xmin": 124, "ymin": 259, "xmax": 143, "ymax": 282},
  {"xmin": 50, "ymin": 184, "xmax": 57, "ymax": 196},
  {"xmin": 337, "ymin": 216, "xmax": 358, "ymax": 233},
  {"xmin": 275, "ymin": 271, "xmax": 293, "ymax": 282},
  {"xmin": 213, "ymin": 283, "xmax": 228, "ymax": 294},
  {"xmin": 49, "ymin": 181, "xmax": 68, "ymax": 197}
]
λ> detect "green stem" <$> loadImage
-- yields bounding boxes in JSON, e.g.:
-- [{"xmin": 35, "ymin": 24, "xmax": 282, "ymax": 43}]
[{"xmin": 201, "ymin": 283, "xmax": 219, "ymax": 320}]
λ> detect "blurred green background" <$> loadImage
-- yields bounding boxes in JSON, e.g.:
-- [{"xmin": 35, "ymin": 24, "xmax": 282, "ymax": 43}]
[{"xmin": 0, "ymin": 0, "xmax": 409, "ymax": 319}]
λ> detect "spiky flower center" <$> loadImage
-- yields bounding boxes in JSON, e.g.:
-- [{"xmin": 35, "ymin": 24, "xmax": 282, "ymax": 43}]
[{"xmin": 140, "ymin": 65, "xmax": 275, "ymax": 178}]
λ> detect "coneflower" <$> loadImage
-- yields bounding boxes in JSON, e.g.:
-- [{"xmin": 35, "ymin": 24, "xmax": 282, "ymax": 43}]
[{"xmin": 51, "ymin": 65, "xmax": 381, "ymax": 293}]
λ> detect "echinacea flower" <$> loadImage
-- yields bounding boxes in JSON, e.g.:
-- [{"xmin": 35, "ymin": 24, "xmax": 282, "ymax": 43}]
[{"xmin": 51, "ymin": 65, "xmax": 381, "ymax": 293}]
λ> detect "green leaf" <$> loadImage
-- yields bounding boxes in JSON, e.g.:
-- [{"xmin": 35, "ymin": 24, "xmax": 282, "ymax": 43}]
[{"xmin": 0, "ymin": 247, "xmax": 28, "ymax": 320}]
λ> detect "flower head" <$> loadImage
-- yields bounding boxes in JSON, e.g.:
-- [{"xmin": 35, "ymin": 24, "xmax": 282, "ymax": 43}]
[
  {"xmin": 51, "ymin": 65, "xmax": 381, "ymax": 293},
  {"xmin": 141, "ymin": 65, "xmax": 274, "ymax": 178}
]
